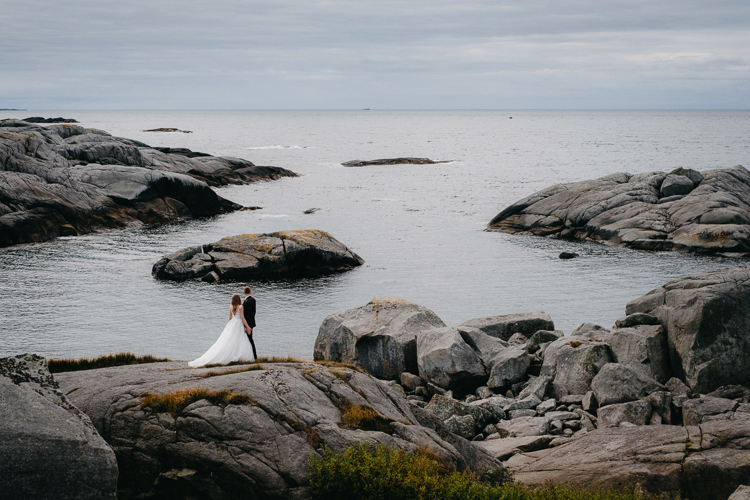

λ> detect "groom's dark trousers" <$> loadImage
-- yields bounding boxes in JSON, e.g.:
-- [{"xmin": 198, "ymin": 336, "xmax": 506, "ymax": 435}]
[{"xmin": 243, "ymin": 295, "xmax": 258, "ymax": 359}]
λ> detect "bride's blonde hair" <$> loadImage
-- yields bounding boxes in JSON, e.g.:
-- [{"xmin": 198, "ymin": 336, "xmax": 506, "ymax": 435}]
[{"xmin": 231, "ymin": 294, "xmax": 242, "ymax": 313}]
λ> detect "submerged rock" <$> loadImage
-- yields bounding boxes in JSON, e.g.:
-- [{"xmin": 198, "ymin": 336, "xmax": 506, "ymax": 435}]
[
  {"xmin": 487, "ymin": 165, "xmax": 750, "ymax": 256},
  {"xmin": 342, "ymin": 157, "xmax": 449, "ymax": 167},
  {"xmin": 0, "ymin": 354, "xmax": 118, "ymax": 499},
  {"xmin": 152, "ymin": 229, "xmax": 364, "ymax": 281}
]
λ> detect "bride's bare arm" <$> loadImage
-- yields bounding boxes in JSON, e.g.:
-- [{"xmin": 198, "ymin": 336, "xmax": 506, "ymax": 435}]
[{"xmin": 240, "ymin": 306, "xmax": 251, "ymax": 332}]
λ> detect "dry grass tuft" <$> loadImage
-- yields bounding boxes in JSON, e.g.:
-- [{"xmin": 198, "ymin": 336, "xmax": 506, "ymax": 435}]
[
  {"xmin": 315, "ymin": 360, "xmax": 367, "ymax": 374},
  {"xmin": 48, "ymin": 353, "xmax": 170, "ymax": 373},
  {"xmin": 340, "ymin": 403, "xmax": 393, "ymax": 433},
  {"xmin": 254, "ymin": 356, "xmax": 305, "ymax": 364},
  {"xmin": 200, "ymin": 365, "xmax": 265, "ymax": 378},
  {"xmin": 328, "ymin": 369, "xmax": 349, "ymax": 380},
  {"xmin": 141, "ymin": 388, "xmax": 255, "ymax": 416}
]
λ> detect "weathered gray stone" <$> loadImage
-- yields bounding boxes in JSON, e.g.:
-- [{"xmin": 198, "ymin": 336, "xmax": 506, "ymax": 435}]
[
  {"xmin": 314, "ymin": 298, "xmax": 446, "ymax": 380},
  {"xmin": 570, "ymin": 322, "xmax": 610, "ymax": 338},
  {"xmin": 400, "ymin": 372, "xmax": 422, "ymax": 391},
  {"xmin": 0, "ymin": 354, "xmax": 118, "ymax": 499},
  {"xmin": 707, "ymin": 384, "xmax": 750, "ymax": 403},
  {"xmin": 582, "ymin": 391, "xmax": 598, "ymax": 412},
  {"xmin": 444, "ymin": 415, "xmax": 476, "ymax": 440},
  {"xmin": 504, "ymin": 394, "xmax": 542, "ymax": 412},
  {"xmin": 487, "ymin": 165, "xmax": 750, "ymax": 256},
  {"xmin": 477, "ymin": 435, "xmax": 555, "ymax": 461},
  {"xmin": 645, "ymin": 391, "xmax": 673, "ymax": 425},
  {"xmin": 607, "ymin": 324, "xmax": 670, "ymax": 383},
  {"xmin": 518, "ymin": 375, "xmax": 550, "ymax": 400},
  {"xmin": 536, "ymin": 399, "xmax": 556, "ymax": 416},
  {"xmin": 682, "ymin": 396, "xmax": 739, "ymax": 426},
  {"xmin": 541, "ymin": 338, "xmax": 613, "ymax": 398},
  {"xmin": 614, "ymin": 312, "xmax": 659, "ymax": 329},
  {"xmin": 424, "ymin": 394, "xmax": 492, "ymax": 430},
  {"xmin": 459, "ymin": 312, "xmax": 554, "ymax": 341},
  {"xmin": 509, "ymin": 409, "xmax": 538, "ymax": 419},
  {"xmin": 525, "ymin": 330, "xmax": 564, "ymax": 353},
  {"xmin": 666, "ymin": 376, "xmax": 692, "ymax": 408},
  {"xmin": 416, "ymin": 327, "xmax": 486, "ymax": 390},
  {"xmin": 626, "ymin": 265, "xmax": 750, "ymax": 394},
  {"xmin": 154, "ymin": 229, "xmax": 364, "ymax": 281},
  {"xmin": 468, "ymin": 396, "xmax": 507, "ymax": 421},
  {"xmin": 598, "ymin": 400, "xmax": 652, "ymax": 427},
  {"xmin": 495, "ymin": 416, "xmax": 552, "ymax": 437},
  {"xmin": 486, "ymin": 347, "xmax": 531, "ymax": 389},
  {"xmin": 508, "ymin": 333, "xmax": 528, "ymax": 344},
  {"xmin": 475, "ymin": 386, "xmax": 493, "ymax": 399},
  {"xmin": 729, "ymin": 485, "xmax": 750, "ymax": 500},
  {"xmin": 591, "ymin": 363, "xmax": 666, "ymax": 407},
  {"xmin": 56, "ymin": 361, "xmax": 502, "ymax": 499}
]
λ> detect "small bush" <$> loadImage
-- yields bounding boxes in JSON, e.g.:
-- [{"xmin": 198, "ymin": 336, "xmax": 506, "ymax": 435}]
[
  {"xmin": 309, "ymin": 444, "xmax": 645, "ymax": 500},
  {"xmin": 141, "ymin": 388, "xmax": 255, "ymax": 416},
  {"xmin": 340, "ymin": 403, "xmax": 393, "ymax": 433},
  {"xmin": 200, "ymin": 365, "xmax": 265, "ymax": 378},
  {"xmin": 48, "ymin": 353, "xmax": 170, "ymax": 373}
]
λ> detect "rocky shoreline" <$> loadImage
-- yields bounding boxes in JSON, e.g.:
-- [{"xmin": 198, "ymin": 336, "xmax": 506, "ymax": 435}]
[
  {"xmin": 488, "ymin": 165, "xmax": 750, "ymax": 256},
  {"xmin": 0, "ymin": 119, "xmax": 297, "ymax": 247}
]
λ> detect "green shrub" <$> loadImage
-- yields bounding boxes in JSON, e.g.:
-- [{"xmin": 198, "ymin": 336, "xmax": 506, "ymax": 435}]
[
  {"xmin": 48, "ymin": 353, "xmax": 170, "ymax": 373},
  {"xmin": 309, "ymin": 444, "xmax": 645, "ymax": 500},
  {"xmin": 141, "ymin": 388, "xmax": 255, "ymax": 417}
]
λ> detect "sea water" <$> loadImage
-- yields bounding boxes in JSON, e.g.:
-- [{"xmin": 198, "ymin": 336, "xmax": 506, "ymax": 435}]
[{"xmin": 1, "ymin": 110, "xmax": 749, "ymax": 360}]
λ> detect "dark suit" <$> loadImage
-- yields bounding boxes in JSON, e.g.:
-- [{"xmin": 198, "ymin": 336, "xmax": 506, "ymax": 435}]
[{"xmin": 243, "ymin": 295, "xmax": 257, "ymax": 359}]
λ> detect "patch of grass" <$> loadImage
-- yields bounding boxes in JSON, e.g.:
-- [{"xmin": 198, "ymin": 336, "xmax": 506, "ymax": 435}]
[
  {"xmin": 254, "ymin": 356, "xmax": 305, "ymax": 364},
  {"xmin": 340, "ymin": 403, "xmax": 393, "ymax": 433},
  {"xmin": 65, "ymin": 387, "xmax": 81, "ymax": 395},
  {"xmin": 315, "ymin": 360, "xmax": 367, "ymax": 374},
  {"xmin": 141, "ymin": 388, "xmax": 255, "ymax": 417},
  {"xmin": 200, "ymin": 365, "xmax": 265, "ymax": 378},
  {"xmin": 309, "ymin": 444, "xmax": 647, "ymax": 500},
  {"xmin": 48, "ymin": 353, "xmax": 170, "ymax": 373},
  {"xmin": 328, "ymin": 369, "xmax": 349, "ymax": 380}
]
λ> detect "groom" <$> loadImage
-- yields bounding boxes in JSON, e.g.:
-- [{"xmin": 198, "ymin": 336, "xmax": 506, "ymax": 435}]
[{"xmin": 241, "ymin": 286, "xmax": 258, "ymax": 360}]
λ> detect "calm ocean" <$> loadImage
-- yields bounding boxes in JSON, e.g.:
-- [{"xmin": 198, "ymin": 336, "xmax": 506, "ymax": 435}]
[{"xmin": 1, "ymin": 110, "xmax": 749, "ymax": 360}]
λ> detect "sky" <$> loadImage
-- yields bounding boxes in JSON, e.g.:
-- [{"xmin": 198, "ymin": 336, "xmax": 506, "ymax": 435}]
[{"xmin": 2, "ymin": 0, "xmax": 749, "ymax": 109}]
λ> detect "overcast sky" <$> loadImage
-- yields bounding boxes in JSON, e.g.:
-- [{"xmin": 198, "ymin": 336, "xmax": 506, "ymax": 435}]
[{"xmin": 2, "ymin": 0, "xmax": 749, "ymax": 109}]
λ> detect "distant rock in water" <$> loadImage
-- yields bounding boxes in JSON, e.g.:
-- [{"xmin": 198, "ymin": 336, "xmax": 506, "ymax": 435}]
[
  {"xmin": 487, "ymin": 165, "xmax": 750, "ymax": 256},
  {"xmin": 558, "ymin": 252, "xmax": 579, "ymax": 259},
  {"xmin": 143, "ymin": 127, "xmax": 192, "ymax": 133},
  {"xmin": 342, "ymin": 157, "xmax": 450, "ymax": 167},
  {"xmin": 23, "ymin": 116, "xmax": 79, "ymax": 123},
  {"xmin": 152, "ymin": 229, "xmax": 364, "ymax": 281},
  {"xmin": 0, "ymin": 119, "xmax": 298, "ymax": 247}
]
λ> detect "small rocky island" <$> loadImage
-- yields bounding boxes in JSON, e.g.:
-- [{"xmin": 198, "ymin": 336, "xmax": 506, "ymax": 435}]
[
  {"xmin": 487, "ymin": 165, "xmax": 750, "ymax": 255},
  {"xmin": 0, "ymin": 119, "xmax": 297, "ymax": 247},
  {"xmin": 152, "ymin": 229, "xmax": 365, "ymax": 281},
  {"xmin": 342, "ymin": 157, "xmax": 449, "ymax": 167}
]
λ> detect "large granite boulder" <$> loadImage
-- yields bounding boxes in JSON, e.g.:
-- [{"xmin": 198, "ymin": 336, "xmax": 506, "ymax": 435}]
[
  {"xmin": 416, "ymin": 327, "xmax": 486, "ymax": 391},
  {"xmin": 314, "ymin": 298, "xmax": 446, "ymax": 380},
  {"xmin": 55, "ymin": 361, "xmax": 501, "ymax": 500},
  {"xmin": 508, "ymin": 420, "xmax": 750, "ymax": 500},
  {"xmin": 486, "ymin": 347, "xmax": 532, "ymax": 389},
  {"xmin": 597, "ymin": 400, "xmax": 652, "ymax": 427},
  {"xmin": 607, "ymin": 324, "xmax": 671, "ymax": 383},
  {"xmin": 0, "ymin": 354, "xmax": 118, "ymax": 499},
  {"xmin": 459, "ymin": 311, "xmax": 554, "ymax": 341},
  {"xmin": 625, "ymin": 265, "xmax": 750, "ymax": 394},
  {"xmin": 487, "ymin": 165, "xmax": 750, "ymax": 256},
  {"xmin": 152, "ymin": 229, "xmax": 364, "ymax": 281},
  {"xmin": 0, "ymin": 119, "xmax": 296, "ymax": 247},
  {"xmin": 590, "ymin": 363, "xmax": 665, "ymax": 407},
  {"xmin": 540, "ymin": 337, "xmax": 613, "ymax": 398}
]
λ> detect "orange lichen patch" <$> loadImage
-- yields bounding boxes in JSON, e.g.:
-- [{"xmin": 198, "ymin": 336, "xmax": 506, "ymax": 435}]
[{"xmin": 569, "ymin": 341, "xmax": 582, "ymax": 348}]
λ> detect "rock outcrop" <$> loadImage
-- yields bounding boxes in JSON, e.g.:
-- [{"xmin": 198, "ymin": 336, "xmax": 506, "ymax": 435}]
[
  {"xmin": 487, "ymin": 165, "xmax": 750, "ymax": 255},
  {"xmin": 152, "ymin": 229, "xmax": 364, "ymax": 281},
  {"xmin": 55, "ymin": 361, "xmax": 502, "ymax": 500},
  {"xmin": 0, "ymin": 354, "xmax": 118, "ymax": 499},
  {"xmin": 341, "ymin": 157, "xmax": 449, "ymax": 167},
  {"xmin": 0, "ymin": 119, "xmax": 297, "ymax": 247},
  {"xmin": 626, "ymin": 265, "xmax": 750, "ymax": 394},
  {"xmin": 314, "ymin": 298, "xmax": 446, "ymax": 380}
]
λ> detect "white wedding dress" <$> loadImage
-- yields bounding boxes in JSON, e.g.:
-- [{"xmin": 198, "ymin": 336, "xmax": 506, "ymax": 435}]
[{"xmin": 189, "ymin": 307, "xmax": 256, "ymax": 368}]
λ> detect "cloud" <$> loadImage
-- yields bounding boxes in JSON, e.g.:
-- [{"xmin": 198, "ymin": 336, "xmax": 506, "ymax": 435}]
[{"xmin": 1, "ymin": 0, "xmax": 749, "ymax": 108}]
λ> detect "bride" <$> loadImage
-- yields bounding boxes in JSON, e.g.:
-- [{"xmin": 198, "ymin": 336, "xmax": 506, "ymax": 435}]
[{"xmin": 189, "ymin": 294, "xmax": 257, "ymax": 368}]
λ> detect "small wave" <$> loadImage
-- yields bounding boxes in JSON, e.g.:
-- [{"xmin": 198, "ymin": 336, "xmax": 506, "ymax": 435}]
[{"xmin": 246, "ymin": 145, "xmax": 307, "ymax": 150}]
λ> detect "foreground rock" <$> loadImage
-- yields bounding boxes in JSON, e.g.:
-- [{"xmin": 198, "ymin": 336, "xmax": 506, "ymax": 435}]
[
  {"xmin": 342, "ymin": 157, "xmax": 449, "ymax": 167},
  {"xmin": 314, "ymin": 298, "xmax": 446, "ymax": 379},
  {"xmin": 487, "ymin": 165, "xmax": 750, "ymax": 255},
  {"xmin": 504, "ymin": 421, "xmax": 750, "ymax": 500},
  {"xmin": 626, "ymin": 265, "xmax": 750, "ymax": 394},
  {"xmin": 0, "ymin": 354, "xmax": 118, "ymax": 499},
  {"xmin": 0, "ymin": 119, "xmax": 297, "ymax": 247},
  {"xmin": 55, "ymin": 361, "xmax": 501, "ymax": 500},
  {"xmin": 152, "ymin": 229, "xmax": 364, "ymax": 281}
]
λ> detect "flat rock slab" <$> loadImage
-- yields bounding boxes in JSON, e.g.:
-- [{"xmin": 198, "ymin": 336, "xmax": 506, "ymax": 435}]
[
  {"xmin": 152, "ymin": 229, "xmax": 364, "ymax": 281},
  {"xmin": 342, "ymin": 157, "xmax": 450, "ymax": 167},
  {"xmin": 478, "ymin": 435, "xmax": 555, "ymax": 461},
  {"xmin": 508, "ymin": 420, "xmax": 750, "ymax": 500},
  {"xmin": 56, "ymin": 361, "xmax": 500, "ymax": 499},
  {"xmin": 0, "ymin": 354, "xmax": 118, "ymax": 499},
  {"xmin": 487, "ymin": 165, "xmax": 750, "ymax": 256}
]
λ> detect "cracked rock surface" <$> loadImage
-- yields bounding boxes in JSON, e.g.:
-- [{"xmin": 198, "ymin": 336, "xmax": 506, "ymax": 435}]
[
  {"xmin": 0, "ymin": 119, "xmax": 297, "ymax": 247},
  {"xmin": 56, "ymin": 361, "xmax": 501, "ymax": 500},
  {"xmin": 152, "ymin": 229, "xmax": 365, "ymax": 281},
  {"xmin": 0, "ymin": 354, "xmax": 118, "ymax": 499},
  {"xmin": 487, "ymin": 165, "xmax": 750, "ymax": 255}
]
